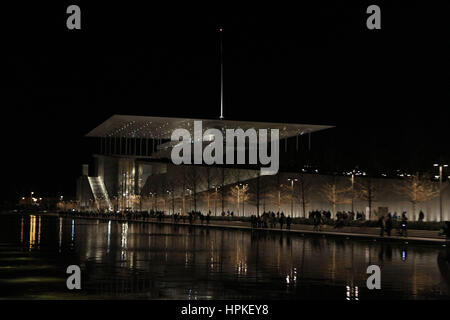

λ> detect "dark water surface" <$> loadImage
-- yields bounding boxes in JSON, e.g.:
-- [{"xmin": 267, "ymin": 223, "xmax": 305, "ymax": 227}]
[{"xmin": 0, "ymin": 214, "xmax": 449, "ymax": 300}]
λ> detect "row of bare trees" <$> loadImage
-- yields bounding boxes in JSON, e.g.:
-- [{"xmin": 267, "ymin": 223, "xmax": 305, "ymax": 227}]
[
  {"xmin": 140, "ymin": 166, "xmax": 442, "ymax": 220},
  {"xmin": 321, "ymin": 173, "xmax": 440, "ymax": 220}
]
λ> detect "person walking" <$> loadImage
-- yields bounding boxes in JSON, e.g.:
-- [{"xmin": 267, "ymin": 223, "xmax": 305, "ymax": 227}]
[
  {"xmin": 418, "ymin": 210, "xmax": 425, "ymax": 222},
  {"xmin": 378, "ymin": 215, "xmax": 386, "ymax": 237},
  {"xmin": 400, "ymin": 212, "xmax": 408, "ymax": 237},
  {"xmin": 279, "ymin": 212, "xmax": 285, "ymax": 230},
  {"xmin": 200, "ymin": 213, "xmax": 205, "ymax": 225},
  {"xmin": 286, "ymin": 216, "xmax": 292, "ymax": 230},
  {"xmin": 385, "ymin": 213, "xmax": 393, "ymax": 236},
  {"xmin": 313, "ymin": 212, "xmax": 321, "ymax": 231},
  {"xmin": 442, "ymin": 221, "xmax": 450, "ymax": 242}
]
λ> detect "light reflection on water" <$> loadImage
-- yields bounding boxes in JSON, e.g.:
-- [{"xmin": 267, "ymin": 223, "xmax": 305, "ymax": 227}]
[{"xmin": 0, "ymin": 214, "xmax": 449, "ymax": 300}]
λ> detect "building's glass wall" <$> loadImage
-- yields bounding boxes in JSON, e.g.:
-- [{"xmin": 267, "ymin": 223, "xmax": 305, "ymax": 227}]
[{"xmin": 117, "ymin": 158, "xmax": 137, "ymax": 211}]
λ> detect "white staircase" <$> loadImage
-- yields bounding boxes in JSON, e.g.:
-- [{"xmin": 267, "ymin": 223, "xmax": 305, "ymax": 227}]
[{"xmin": 87, "ymin": 176, "xmax": 113, "ymax": 211}]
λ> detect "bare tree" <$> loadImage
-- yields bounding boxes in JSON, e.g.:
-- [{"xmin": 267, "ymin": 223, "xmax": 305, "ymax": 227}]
[
  {"xmin": 180, "ymin": 168, "xmax": 188, "ymax": 214},
  {"xmin": 148, "ymin": 174, "xmax": 165, "ymax": 212},
  {"xmin": 204, "ymin": 167, "xmax": 213, "ymax": 213},
  {"xmin": 357, "ymin": 177, "xmax": 379, "ymax": 220},
  {"xmin": 266, "ymin": 174, "xmax": 290, "ymax": 213},
  {"xmin": 255, "ymin": 173, "xmax": 261, "ymax": 216},
  {"xmin": 129, "ymin": 194, "xmax": 141, "ymax": 211},
  {"xmin": 212, "ymin": 184, "xmax": 222, "ymax": 216},
  {"xmin": 298, "ymin": 173, "xmax": 312, "ymax": 218},
  {"xmin": 227, "ymin": 183, "xmax": 250, "ymax": 216},
  {"xmin": 159, "ymin": 177, "xmax": 169, "ymax": 213},
  {"xmin": 185, "ymin": 166, "xmax": 201, "ymax": 211},
  {"xmin": 321, "ymin": 176, "xmax": 351, "ymax": 217},
  {"xmin": 397, "ymin": 173, "xmax": 439, "ymax": 221},
  {"xmin": 220, "ymin": 166, "xmax": 226, "ymax": 214},
  {"xmin": 165, "ymin": 180, "xmax": 176, "ymax": 214},
  {"xmin": 244, "ymin": 173, "xmax": 262, "ymax": 216},
  {"xmin": 258, "ymin": 174, "xmax": 272, "ymax": 214}
]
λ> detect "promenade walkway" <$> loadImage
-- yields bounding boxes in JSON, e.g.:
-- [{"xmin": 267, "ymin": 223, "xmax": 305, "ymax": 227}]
[{"xmin": 61, "ymin": 214, "xmax": 448, "ymax": 245}]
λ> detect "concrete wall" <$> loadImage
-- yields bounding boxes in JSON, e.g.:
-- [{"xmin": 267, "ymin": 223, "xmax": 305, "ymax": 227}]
[
  {"xmin": 88, "ymin": 156, "xmax": 448, "ymax": 221},
  {"xmin": 141, "ymin": 163, "xmax": 449, "ymax": 221}
]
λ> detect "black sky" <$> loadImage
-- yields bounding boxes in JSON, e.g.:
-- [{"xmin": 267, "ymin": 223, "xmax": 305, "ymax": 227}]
[{"xmin": 1, "ymin": 1, "xmax": 450, "ymax": 204}]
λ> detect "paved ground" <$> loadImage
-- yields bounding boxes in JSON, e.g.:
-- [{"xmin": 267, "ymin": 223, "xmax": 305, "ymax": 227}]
[{"xmin": 61, "ymin": 214, "xmax": 449, "ymax": 245}]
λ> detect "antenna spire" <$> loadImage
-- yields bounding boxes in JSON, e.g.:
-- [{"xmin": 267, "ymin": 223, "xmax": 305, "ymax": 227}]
[{"xmin": 219, "ymin": 27, "xmax": 224, "ymax": 119}]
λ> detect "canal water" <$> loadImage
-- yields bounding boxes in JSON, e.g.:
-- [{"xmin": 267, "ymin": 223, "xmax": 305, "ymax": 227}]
[{"xmin": 0, "ymin": 214, "xmax": 449, "ymax": 300}]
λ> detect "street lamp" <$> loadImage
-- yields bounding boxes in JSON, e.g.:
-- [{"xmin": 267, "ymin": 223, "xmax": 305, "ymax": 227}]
[
  {"xmin": 167, "ymin": 190, "xmax": 175, "ymax": 214},
  {"xmin": 213, "ymin": 185, "xmax": 219, "ymax": 216},
  {"xmin": 434, "ymin": 163, "xmax": 448, "ymax": 222},
  {"xmin": 288, "ymin": 178, "xmax": 298, "ymax": 217},
  {"xmin": 245, "ymin": 184, "xmax": 249, "ymax": 216},
  {"xmin": 166, "ymin": 190, "xmax": 170, "ymax": 214},
  {"xmin": 239, "ymin": 183, "xmax": 248, "ymax": 216},
  {"xmin": 186, "ymin": 188, "xmax": 192, "ymax": 212},
  {"xmin": 151, "ymin": 192, "xmax": 158, "ymax": 212},
  {"xmin": 351, "ymin": 170, "xmax": 355, "ymax": 213}
]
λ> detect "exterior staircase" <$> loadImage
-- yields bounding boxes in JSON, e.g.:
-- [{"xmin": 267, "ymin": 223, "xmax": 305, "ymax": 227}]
[{"xmin": 87, "ymin": 176, "xmax": 113, "ymax": 211}]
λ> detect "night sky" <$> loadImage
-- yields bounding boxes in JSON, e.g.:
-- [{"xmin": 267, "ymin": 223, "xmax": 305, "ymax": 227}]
[{"xmin": 1, "ymin": 2, "xmax": 449, "ymax": 205}]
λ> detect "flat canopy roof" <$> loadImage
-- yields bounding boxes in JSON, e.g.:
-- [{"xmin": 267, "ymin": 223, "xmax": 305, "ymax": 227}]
[{"xmin": 86, "ymin": 115, "xmax": 333, "ymax": 139}]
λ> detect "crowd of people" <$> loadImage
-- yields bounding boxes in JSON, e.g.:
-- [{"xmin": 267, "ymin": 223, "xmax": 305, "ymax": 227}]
[
  {"xmin": 173, "ymin": 210, "xmax": 212, "ymax": 225},
  {"xmin": 250, "ymin": 211, "xmax": 292, "ymax": 230},
  {"xmin": 61, "ymin": 209, "xmax": 163, "ymax": 221},
  {"xmin": 60, "ymin": 208, "xmax": 450, "ymax": 241},
  {"xmin": 378, "ymin": 212, "xmax": 409, "ymax": 237}
]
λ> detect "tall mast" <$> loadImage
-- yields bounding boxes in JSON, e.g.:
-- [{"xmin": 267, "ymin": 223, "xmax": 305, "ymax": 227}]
[{"xmin": 219, "ymin": 27, "xmax": 224, "ymax": 119}]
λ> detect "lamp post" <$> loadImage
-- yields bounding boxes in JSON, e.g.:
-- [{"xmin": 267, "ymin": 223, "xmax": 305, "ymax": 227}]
[
  {"xmin": 166, "ymin": 190, "xmax": 170, "ymax": 214},
  {"xmin": 171, "ymin": 190, "xmax": 175, "ymax": 214},
  {"xmin": 213, "ymin": 185, "xmax": 219, "ymax": 216},
  {"xmin": 434, "ymin": 163, "xmax": 448, "ymax": 222},
  {"xmin": 167, "ymin": 190, "xmax": 174, "ymax": 214},
  {"xmin": 60, "ymin": 196, "xmax": 65, "ymax": 211},
  {"xmin": 237, "ymin": 184, "xmax": 241, "ymax": 216},
  {"xmin": 187, "ymin": 188, "xmax": 192, "ymax": 212},
  {"xmin": 351, "ymin": 170, "xmax": 355, "ymax": 213},
  {"xmin": 239, "ymin": 183, "xmax": 248, "ymax": 217},
  {"xmin": 288, "ymin": 178, "xmax": 298, "ymax": 217}
]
